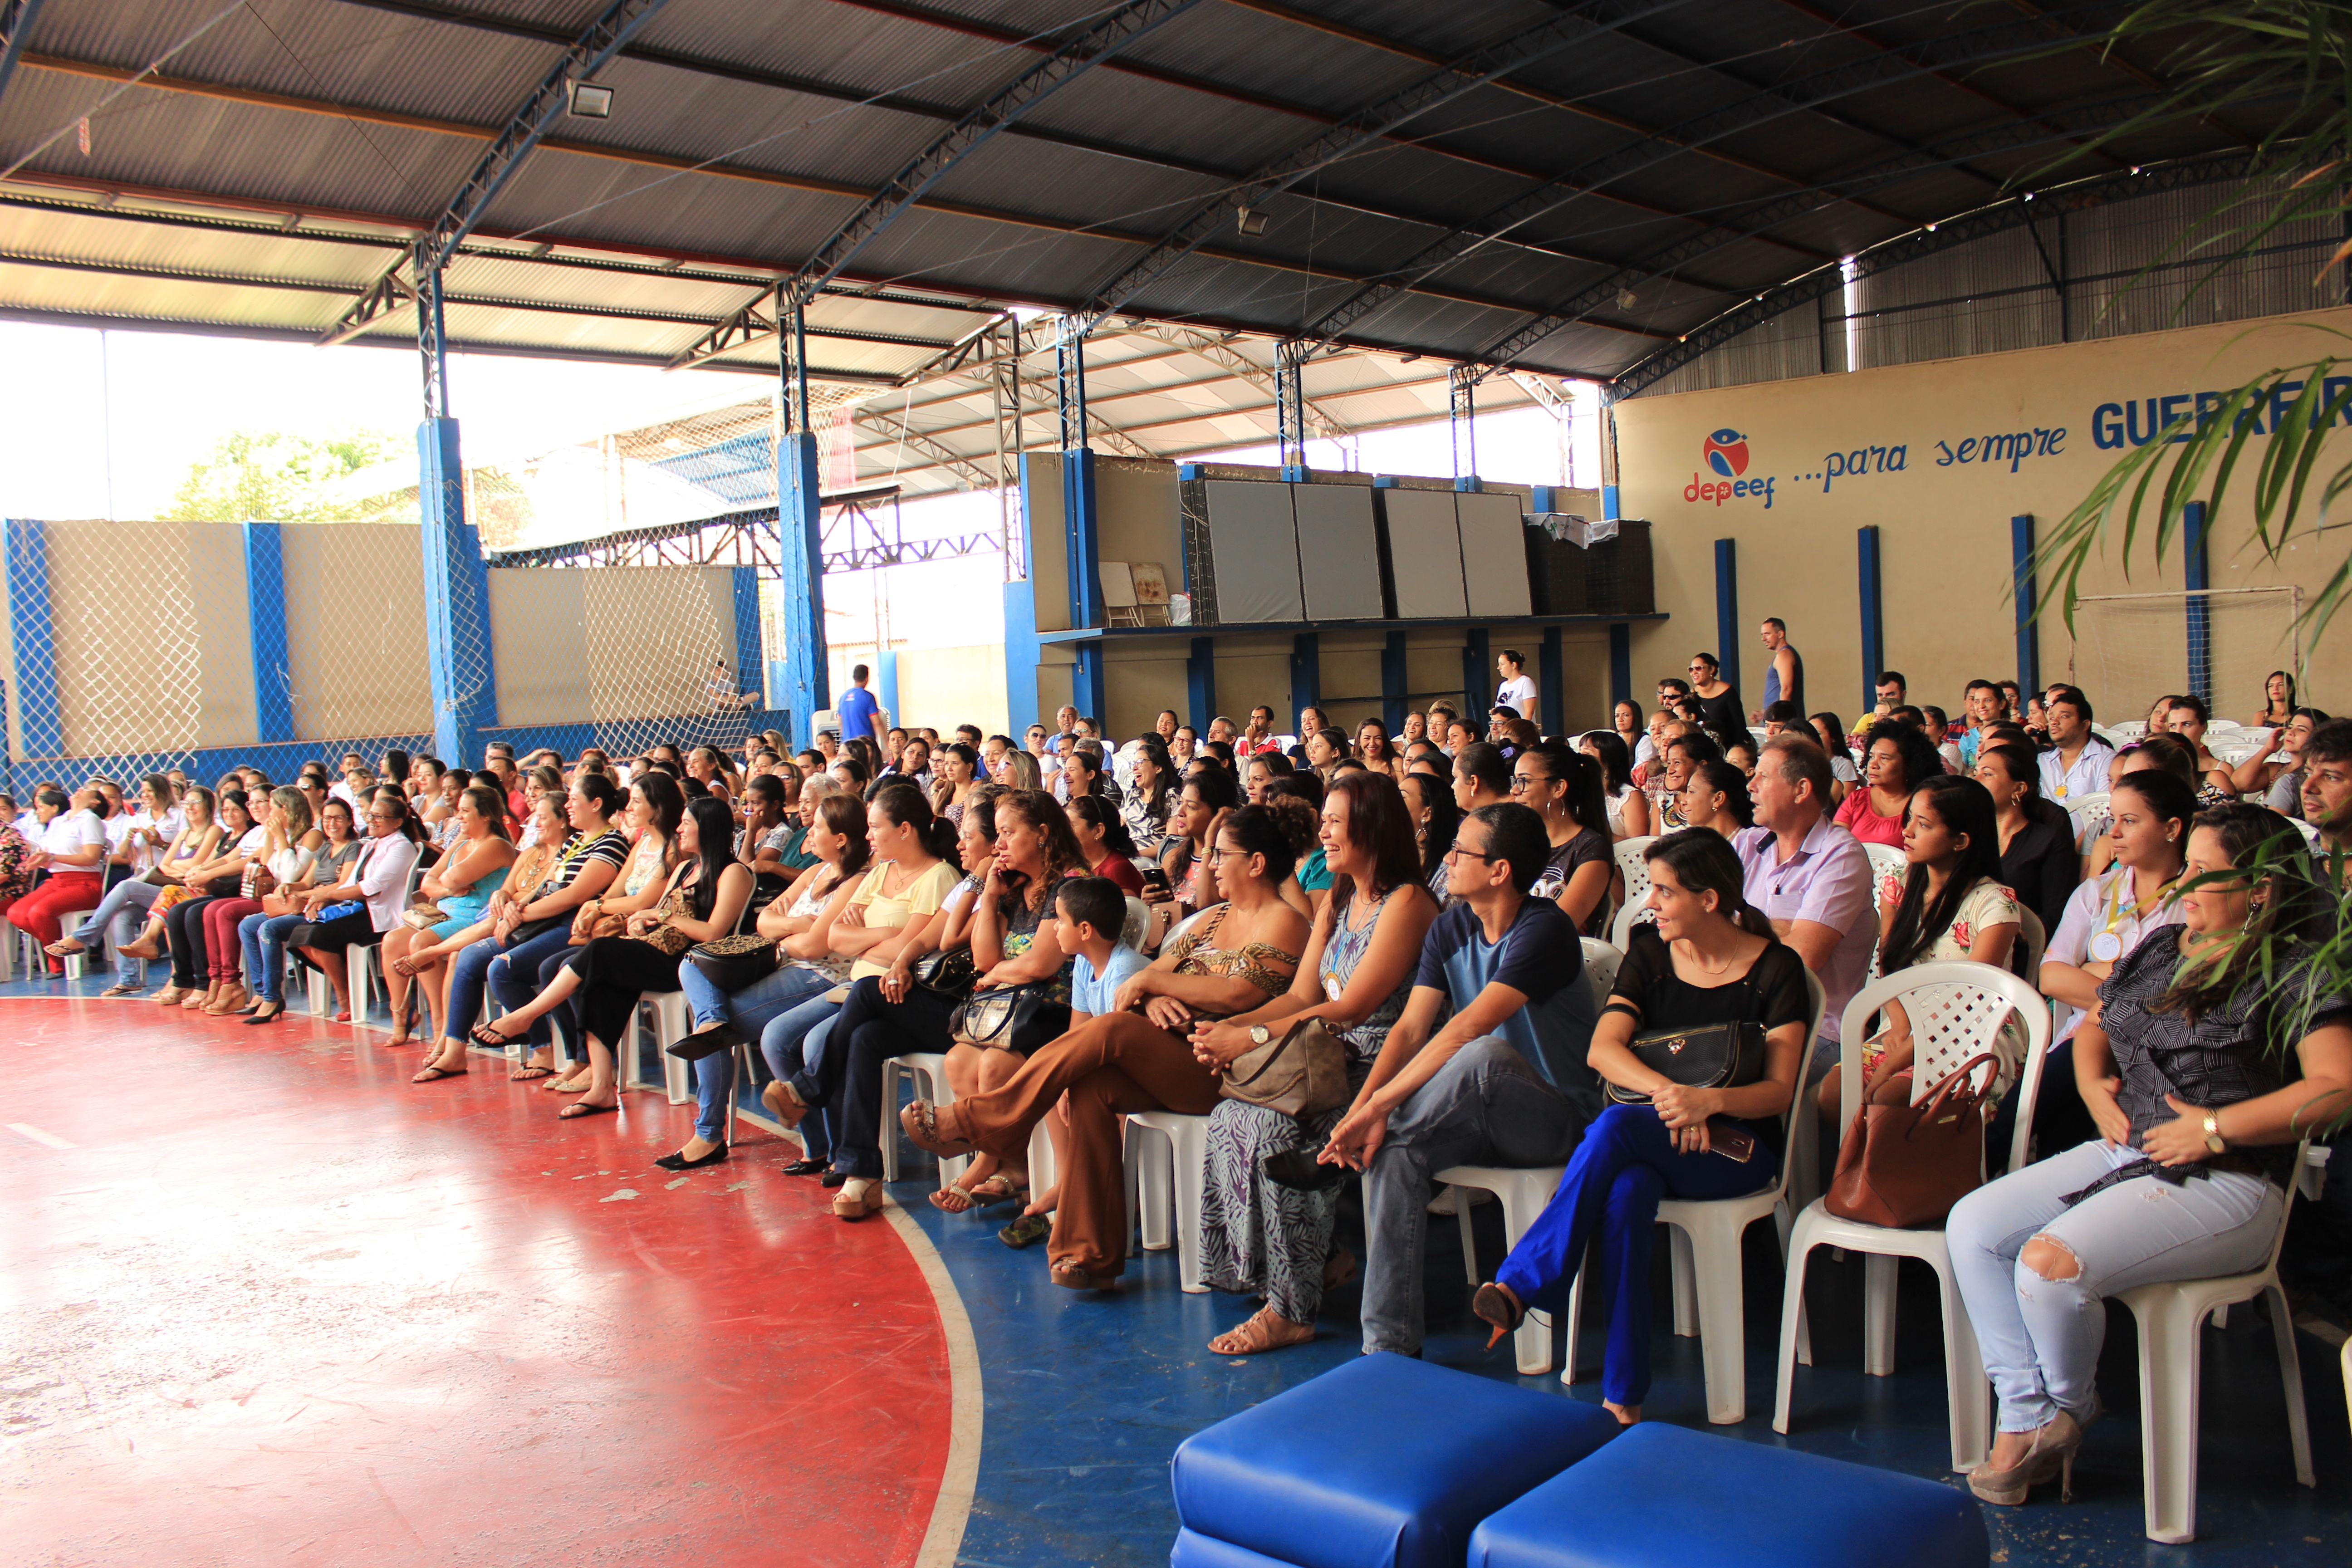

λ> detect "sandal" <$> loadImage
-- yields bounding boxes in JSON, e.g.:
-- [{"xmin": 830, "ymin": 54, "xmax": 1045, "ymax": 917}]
[
  {"xmin": 760, "ymin": 1079, "xmax": 808, "ymax": 1129},
  {"xmin": 930, "ymin": 1183, "xmax": 981, "ymax": 1214},
  {"xmin": 44, "ymin": 939, "xmax": 87, "ymax": 958},
  {"xmin": 899, "ymin": 1100, "xmax": 976, "ymax": 1159},
  {"xmin": 558, "ymin": 1099, "xmax": 616, "ymax": 1120},
  {"xmin": 833, "ymin": 1178, "xmax": 882, "ymax": 1220},
  {"xmin": 411, "ymin": 1063, "xmax": 468, "ymax": 1083},
  {"xmin": 999, "ymin": 1212, "xmax": 1052, "ymax": 1249},
  {"xmin": 544, "ymin": 1073, "xmax": 590, "ymax": 1093},
  {"xmin": 509, "ymin": 1064, "xmax": 555, "ymax": 1082},
  {"xmin": 1209, "ymin": 1306, "xmax": 1315, "ymax": 1357},
  {"xmin": 1470, "ymin": 1282, "xmax": 1525, "ymax": 1351},
  {"xmin": 99, "ymin": 980, "xmax": 146, "ymax": 999},
  {"xmin": 1049, "ymin": 1263, "xmax": 1119, "ymax": 1292},
  {"xmin": 469, "ymin": 1021, "xmax": 522, "ymax": 1050}
]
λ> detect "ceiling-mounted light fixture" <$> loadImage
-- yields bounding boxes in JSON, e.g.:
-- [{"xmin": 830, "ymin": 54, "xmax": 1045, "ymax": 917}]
[
  {"xmin": 1616, "ymin": 288, "xmax": 1638, "ymax": 310},
  {"xmin": 1235, "ymin": 206, "xmax": 1269, "ymax": 237},
  {"xmin": 569, "ymin": 80, "xmax": 615, "ymax": 118}
]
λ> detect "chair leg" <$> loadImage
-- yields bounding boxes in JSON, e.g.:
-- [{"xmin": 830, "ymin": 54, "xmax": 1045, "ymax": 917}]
[
  {"xmin": 1932, "ymin": 1256, "xmax": 1992, "ymax": 1473},
  {"xmin": 1558, "ymin": 1245, "xmax": 1588, "ymax": 1387},
  {"xmin": 1171, "ymin": 1121, "xmax": 1206, "ymax": 1294},
  {"xmin": 1455, "ymin": 1188, "xmax": 1480, "ymax": 1286},
  {"xmin": 1773, "ymin": 1237, "xmax": 1817, "ymax": 1434},
  {"xmin": 1122, "ymin": 1124, "xmax": 1144, "ymax": 1259},
  {"xmin": 1863, "ymin": 1253, "xmax": 1899, "ymax": 1377},
  {"xmin": 1497, "ymin": 1185, "xmax": 1555, "ymax": 1377},
  {"xmin": 2134, "ymin": 1295, "xmax": 2204, "ymax": 1544},
  {"xmin": 879, "ymin": 1062, "xmax": 901, "ymax": 1183},
  {"xmin": 1669, "ymin": 1226, "xmax": 1699, "ymax": 1338},
  {"xmin": 2265, "ymin": 1283, "xmax": 2316, "ymax": 1488},
  {"xmin": 1680, "ymin": 1214, "xmax": 1751, "ymax": 1425}
]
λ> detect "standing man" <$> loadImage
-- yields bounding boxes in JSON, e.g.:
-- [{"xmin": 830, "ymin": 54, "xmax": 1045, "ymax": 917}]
[
  {"xmin": 837, "ymin": 664, "xmax": 883, "ymax": 750},
  {"xmin": 1757, "ymin": 617, "xmax": 1804, "ymax": 720},
  {"xmin": 1686, "ymin": 653, "xmax": 1744, "ymax": 738},
  {"xmin": 1495, "ymin": 649, "xmax": 1537, "ymax": 719},
  {"xmin": 2036, "ymin": 686, "xmax": 2114, "ymax": 806},
  {"xmin": 1735, "ymin": 736, "xmax": 1874, "ymax": 1075},
  {"xmin": 1321, "ymin": 802, "xmax": 1594, "ymax": 1359}
]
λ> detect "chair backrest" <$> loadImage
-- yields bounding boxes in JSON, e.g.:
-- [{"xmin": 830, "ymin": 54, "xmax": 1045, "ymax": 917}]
[
  {"xmin": 1607, "ymin": 836, "xmax": 1660, "ymax": 948},
  {"xmin": 2109, "ymin": 720, "xmax": 2148, "ymax": 742},
  {"xmin": 1834, "ymin": 962, "xmax": 2053, "ymax": 1175},
  {"xmin": 2015, "ymin": 904, "xmax": 2047, "ymax": 981},
  {"xmin": 1121, "ymin": 894, "xmax": 1150, "ymax": 952},
  {"xmin": 2066, "ymin": 792, "xmax": 2112, "ymax": 853},
  {"xmin": 1579, "ymin": 937, "xmax": 1622, "ymax": 1013},
  {"xmin": 1863, "ymin": 843, "xmax": 1906, "ymax": 911}
]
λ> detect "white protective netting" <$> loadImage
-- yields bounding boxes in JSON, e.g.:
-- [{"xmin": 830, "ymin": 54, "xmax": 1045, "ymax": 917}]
[{"xmin": 2065, "ymin": 586, "xmax": 2303, "ymax": 724}]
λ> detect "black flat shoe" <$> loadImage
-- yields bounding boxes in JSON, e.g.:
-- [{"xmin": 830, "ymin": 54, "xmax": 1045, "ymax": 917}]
[
  {"xmin": 664, "ymin": 1020, "xmax": 741, "ymax": 1061},
  {"xmin": 820, "ymin": 1169, "xmax": 848, "ymax": 1189},
  {"xmin": 655, "ymin": 1143, "xmax": 730, "ymax": 1171},
  {"xmin": 782, "ymin": 1157, "xmax": 828, "ymax": 1176},
  {"xmin": 1263, "ymin": 1147, "xmax": 1352, "ymax": 1193}
]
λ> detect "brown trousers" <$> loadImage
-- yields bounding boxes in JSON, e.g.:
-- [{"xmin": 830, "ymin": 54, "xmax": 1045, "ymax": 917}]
[{"xmin": 950, "ymin": 1010, "xmax": 1220, "ymax": 1276}]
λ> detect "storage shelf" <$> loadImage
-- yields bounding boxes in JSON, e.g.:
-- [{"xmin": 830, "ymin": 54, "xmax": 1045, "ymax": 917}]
[{"xmin": 1037, "ymin": 611, "xmax": 1668, "ymax": 646}]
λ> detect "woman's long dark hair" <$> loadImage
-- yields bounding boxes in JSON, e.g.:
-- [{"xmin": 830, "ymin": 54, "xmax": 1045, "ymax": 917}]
[
  {"xmin": 573, "ymin": 770, "xmax": 623, "ymax": 822},
  {"xmin": 1128, "ymin": 737, "xmax": 1175, "ymax": 820},
  {"xmin": 872, "ymin": 779, "xmax": 957, "ymax": 861},
  {"xmin": 1580, "ymin": 730, "xmax": 1633, "ymax": 794},
  {"xmin": 633, "ymin": 770, "xmax": 686, "ymax": 847},
  {"xmin": 1067, "ymin": 793, "xmax": 1137, "ymax": 859},
  {"xmin": 819, "ymin": 793, "xmax": 873, "ymax": 878},
  {"xmin": 680, "ymin": 796, "xmax": 736, "ymax": 919},
  {"xmin": 1327, "ymin": 769, "xmax": 1422, "ymax": 905},
  {"xmin": 1646, "ymin": 828, "xmax": 1774, "ymax": 938},
  {"xmin": 1404, "ymin": 771, "xmax": 1460, "ymax": 882},
  {"xmin": 1221, "ymin": 802, "xmax": 1298, "ymax": 885},
  {"xmin": 997, "ymin": 789, "xmax": 1084, "ymax": 907},
  {"xmin": 1181, "ymin": 764, "xmax": 1240, "ymax": 830},
  {"xmin": 1880, "ymin": 776, "xmax": 2005, "ymax": 972},
  {"xmin": 1809, "ymin": 713, "xmax": 1854, "ymax": 768},
  {"xmin": 460, "ymin": 785, "xmax": 514, "ymax": 841},
  {"xmin": 1687, "ymin": 760, "xmax": 1755, "ymax": 830}
]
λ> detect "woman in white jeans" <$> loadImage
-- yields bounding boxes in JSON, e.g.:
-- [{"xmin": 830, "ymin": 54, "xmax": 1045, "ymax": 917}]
[{"xmin": 1948, "ymin": 804, "xmax": 2352, "ymax": 1507}]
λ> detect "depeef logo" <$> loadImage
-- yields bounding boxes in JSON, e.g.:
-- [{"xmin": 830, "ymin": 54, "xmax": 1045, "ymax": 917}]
[{"xmin": 1686, "ymin": 427, "xmax": 1775, "ymax": 509}]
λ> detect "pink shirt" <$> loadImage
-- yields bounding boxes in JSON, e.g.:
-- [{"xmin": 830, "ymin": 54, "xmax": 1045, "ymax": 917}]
[{"xmin": 1833, "ymin": 787, "xmax": 1905, "ymax": 848}]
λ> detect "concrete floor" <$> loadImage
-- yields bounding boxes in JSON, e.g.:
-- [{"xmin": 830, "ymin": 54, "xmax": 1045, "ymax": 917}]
[{"xmin": 4, "ymin": 972, "xmax": 2346, "ymax": 1567}]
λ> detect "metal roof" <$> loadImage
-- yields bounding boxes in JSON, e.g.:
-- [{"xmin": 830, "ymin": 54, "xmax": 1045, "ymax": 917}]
[{"xmin": 0, "ymin": 0, "xmax": 2264, "ymax": 466}]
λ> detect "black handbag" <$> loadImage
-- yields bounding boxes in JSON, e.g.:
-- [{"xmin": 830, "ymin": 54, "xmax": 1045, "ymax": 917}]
[
  {"xmin": 911, "ymin": 944, "xmax": 977, "ymax": 998},
  {"xmin": 686, "ymin": 933, "xmax": 779, "ymax": 992},
  {"xmin": 948, "ymin": 984, "xmax": 1069, "ymax": 1053},
  {"xmin": 1606, "ymin": 1019, "xmax": 1769, "ymax": 1106}
]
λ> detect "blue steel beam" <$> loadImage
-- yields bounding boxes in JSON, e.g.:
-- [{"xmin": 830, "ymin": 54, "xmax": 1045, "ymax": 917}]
[{"xmin": 0, "ymin": 0, "xmax": 50, "ymax": 108}]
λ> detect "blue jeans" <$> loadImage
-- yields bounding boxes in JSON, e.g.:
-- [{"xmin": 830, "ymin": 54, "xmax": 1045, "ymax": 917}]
[
  {"xmin": 685, "ymin": 962, "xmax": 836, "ymax": 1144},
  {"xmin": 1494, "ymin": 1103, "xmax": 1773, "ymax": 1408},
  {"xmin": 240, "ymin": 911, "xmax": 309, "ymax": 1002},
  {"xmin": 486, "ymin": 926, "xmax": 582, "ymax": 1054},
  {"xmin": 755, "ymin": 990, "xmax": 846, "ymax": 1159},
  {"xmin": 443, "ymin": 933, "xmax": 503, "ymax": 1041},
  {"xmin": 74, "ymin": 877, "xmax": 159, "ymax": 948}
]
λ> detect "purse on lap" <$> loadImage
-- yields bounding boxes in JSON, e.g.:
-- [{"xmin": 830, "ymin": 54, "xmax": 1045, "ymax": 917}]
[
  {"xmin": 949, "ymin": 984, "xmax": 1068, "ymax": 1053},
  {"xmin": 1605, "ymin": 1019, "xmax": 1769, "ymax": 1106}
]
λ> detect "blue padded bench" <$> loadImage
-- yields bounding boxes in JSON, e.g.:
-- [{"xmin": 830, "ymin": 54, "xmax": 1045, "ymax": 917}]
[
  {"xmin": 1172, "ymin": 1356, "xmax": 1622, "ymax": 1568},
  {"xmin": 1467, "ymin": 1423, "xmax": 1989, "ymax": 1568}
]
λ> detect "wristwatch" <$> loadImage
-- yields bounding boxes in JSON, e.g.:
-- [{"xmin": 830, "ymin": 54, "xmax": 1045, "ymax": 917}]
[
  {"xmin": 1249, "ymin": 1024, "xmax": 1271, "ymax": 1047},
  {"xmin": 2201, "ymin": 1110, "xmax": 2226, "ymax": 1155}
]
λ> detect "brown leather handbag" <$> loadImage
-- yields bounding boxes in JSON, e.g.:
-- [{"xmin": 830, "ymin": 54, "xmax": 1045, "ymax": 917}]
[
  {"xmin": 1219, "ymin": 1017, "xmax": 1352, "ymax": 1118},
  {"xmin": 1824, "ymin": 1052, "xmax": 1997, "ymax": 1229}
]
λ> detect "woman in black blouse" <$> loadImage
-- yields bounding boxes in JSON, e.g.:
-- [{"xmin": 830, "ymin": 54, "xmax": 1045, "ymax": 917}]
[
  {"xmin": 1949, "ymin": 804, "xmax": 2352, "ymax": 1508},
  {"xmin": 1472, "ymin": 829, "xmax": 1811, "ymax": 1425},
  {"xmin": 1973, "ymin": 741, "xmax": 2078, "ymax": 937}
]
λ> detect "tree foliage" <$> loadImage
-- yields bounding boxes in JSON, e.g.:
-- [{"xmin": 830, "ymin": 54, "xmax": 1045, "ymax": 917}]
[{"xmin": 159, "ymin": 427, "xmax": 407, "ymax": 523}]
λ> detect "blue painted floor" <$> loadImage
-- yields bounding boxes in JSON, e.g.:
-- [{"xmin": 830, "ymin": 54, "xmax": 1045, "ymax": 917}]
[{"xmin": 18, "ymin": 960, "xmax": 2347, "ymax": 1567}]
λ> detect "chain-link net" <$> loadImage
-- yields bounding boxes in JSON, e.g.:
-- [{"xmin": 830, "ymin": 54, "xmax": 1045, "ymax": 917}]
[{"xmin": 2066, "ymin": 586, "xmax": 2303, "ymax": 723}]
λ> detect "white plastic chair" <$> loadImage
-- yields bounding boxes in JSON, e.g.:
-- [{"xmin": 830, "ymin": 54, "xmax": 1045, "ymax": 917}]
[
  {"xmin": 2114, "ymin": 1138, "xmax": 2314, "ymax": 1543},
  {"xmin": 2065, "ymin": 792, "xmax": 2112, "ymax": 853},
  {"xmin": 882, "ymin": 1051, "xmax": 966, "ymax": 1188},
  {"xmin": 1551, "ymin": 970, "xmax": 1826, "ymax": 1423},
  {"xmin": 619, "ymin": 990, "xmax": 693, "ymax": 1102},
  {"xmin": 1125, "ymin": 1109, "xmax": 1210, "ymax": 1292},
  {"xmin": 1863, "ymin": 842, "xmax": 1907, "ymax": 910},
  {"xmin": 1771, "ymin": 963, "xmax": 2051, "ymax": 1473},
  {"xmin": 1606, "ymin": 835, "xmax": 1657, "ymax": 948}
]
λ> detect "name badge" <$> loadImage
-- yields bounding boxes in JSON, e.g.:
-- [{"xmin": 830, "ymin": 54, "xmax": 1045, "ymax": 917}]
[{"xmin": 2089, "ymin": 930, "xmax": 2123, "ymax": 962}]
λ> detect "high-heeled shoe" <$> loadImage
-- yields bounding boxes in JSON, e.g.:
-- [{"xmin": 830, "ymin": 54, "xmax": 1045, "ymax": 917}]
[
  {"xmin": 244, "ymin": 1001, "xmax": 286, "ymax": 1026},
  {"xmin": 1967, "ymin": 1410, "xmax": 2082, "ymax": 1506}
]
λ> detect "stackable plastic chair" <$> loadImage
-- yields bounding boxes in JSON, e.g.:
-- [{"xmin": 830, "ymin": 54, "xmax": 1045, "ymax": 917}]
[
  {"xmin": 1607, "ymin": 836, "xmax": 1657, "ymax": 949},
  {"xmin": 1772, "ymin": 964, "xmax": 2050, "ymax": 1473},
  {"xmin": 881, "ymin": 1053, "xmax": 963, "ymax": 1187}
]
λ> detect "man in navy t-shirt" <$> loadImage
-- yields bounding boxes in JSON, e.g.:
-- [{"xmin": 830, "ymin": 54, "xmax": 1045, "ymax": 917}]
[
  {"xmin": 1321, "ymin": 802, "xmax": 1595, "ymax": 1359},
  {"xmin": 836, "ymin": 663, "xmax": 882, "ymax": 748}
]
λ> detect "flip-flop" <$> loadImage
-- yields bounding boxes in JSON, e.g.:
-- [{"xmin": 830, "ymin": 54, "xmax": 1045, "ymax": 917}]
[
  {"xmin": 509, "ymin": 1065, "xmax": 555, "ymax": 1082},
  {"xmin": 998, "ymin": 1212, "xmax": 1052, "ymax": 1249},
  {"xmin": 411, "ymin": 1064, "xmax": 467, "ymax": 1083},
  {"xmin": 558, "ymin": 1100, "xmax": 616, "ymax": 1119},
  {"xmin": 468, "ymin": 1022, "xmax": 521, "ymax": 1049}
]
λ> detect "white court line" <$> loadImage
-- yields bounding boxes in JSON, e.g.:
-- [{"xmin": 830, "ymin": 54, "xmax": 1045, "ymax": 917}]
[
  {"xmin": 7, "ymin": 1122, "xmax": 76, "ymax": 1149},
  {"xmin": 881, "ymin": 1196, "xmax": 982, "ymax": 1568}
]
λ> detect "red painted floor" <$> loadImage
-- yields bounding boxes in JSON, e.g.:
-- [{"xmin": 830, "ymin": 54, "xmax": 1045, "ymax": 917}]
[{"xmin": 0, "ymin": 998, "xmax": 958, "ymax": 1568}]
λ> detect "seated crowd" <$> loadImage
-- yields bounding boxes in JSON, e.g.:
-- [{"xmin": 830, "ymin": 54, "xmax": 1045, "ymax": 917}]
[{"xmin": 9, "ymin": 648, "xmax": 2348, "ymax": 1513}]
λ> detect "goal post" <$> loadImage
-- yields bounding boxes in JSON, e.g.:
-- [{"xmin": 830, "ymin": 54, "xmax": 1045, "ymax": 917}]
[{"xmin": 2064, "ymin": 586, "xmax": 2302, "ymax": 725}]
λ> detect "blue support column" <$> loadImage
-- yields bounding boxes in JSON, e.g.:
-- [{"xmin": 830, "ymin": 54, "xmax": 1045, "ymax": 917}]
[
  {"xmin": 877, "ymin": 650, "xmax": 900, "ymax": 728},
  {"xmin": 1539, "ymin": 625, "xmax": 1564, "ymax": 737},
  {"xmin": 1856, "ymin": 525, "xmax": 1884, "ymax": 716},
  {"xmin": 1460, "ymin": 627, "xmax": 1490, "ymax": 720},
  {"xmin": 1608, "ymin": 622, "xmax": 1631, "ymax": 708},
  {"xmin": 1713, "ymin": 538, "xmax": 1740, "ymax": 695},
  {"xmin": 1063, "ymin": 446, "xmax": 1100, "ymax": 632},
  {"xmin": 776, "ymin": 428, "xmax": 828, "ymax": 746},
  {"xmin": 416, "ymin": 416, "xmax": 498, "ymax": 764},
  {"xmin": 1073, "ymin": 642, "xmax": 1106, "ymax": 727},
  {"xmin": 1186, "ymin": 635, "xmax": 1216, "ymax": 735},
  {"xmin": 1382, "ymin": 632, "xmax": 1407, "ymax": 734},
  {"xmin": 242, "ymin": 522, "xmax": 294, "ymax": 744},
  {"xmin": 1002, "ymin": 577, "xmax": 1042, "ymax": 737},
  {"xmin": 1290, "ymin": 632, "xmax": 1320, "ymax": 727},
  {"xmin": 729, "ymin": 564, "xmax": 764, "ymax": 709},
  {"xmin": 2183, "ymin": 500, "xmax": 2211, "ymax": 701},
  {"xmin": 2010, "ymin": 514, "xmax": 2039, "ymax": 696},
  {"xmin": 1602, "ymin": 485, "xmax": 1621, "ymax": 521},
  {"xmin": 5, "ymin": 517, "xmax": 58, "ymax": 760}
]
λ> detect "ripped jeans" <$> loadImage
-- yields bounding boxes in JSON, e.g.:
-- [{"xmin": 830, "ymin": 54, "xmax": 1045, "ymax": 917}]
[{"xmin": 1947, "ymin": 1139, "xmax": 2279, "ymax": 1434}]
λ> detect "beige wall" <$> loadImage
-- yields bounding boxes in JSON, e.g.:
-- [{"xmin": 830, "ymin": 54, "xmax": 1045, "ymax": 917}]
[
  {"xmin": 279, "ymin": 523, "xmax": 433, "ymax": 741},
  {"xmin": 486, "ymin": 567, "xmax": 593, "ymax": 727},
  {"xmin": 576, "ymin": 567, "xmax": 736, "ymax": 722},
  {"xmin": 1617, "ymin": 308, "xmax": 2352, "ymax": 725},
  {"xmin": 896, "ymin": 643, "xmax": 1009, "ymax": 738}
]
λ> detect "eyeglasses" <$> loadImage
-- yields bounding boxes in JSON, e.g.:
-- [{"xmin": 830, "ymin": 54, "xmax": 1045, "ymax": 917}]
[
  {"xmin": 1509, "ymin": 774, "xmax": 1552, "ymax": 793},
  {"xmin": 1444, "ymin": 840, "xmax": 1500, "ymax": 862}
]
